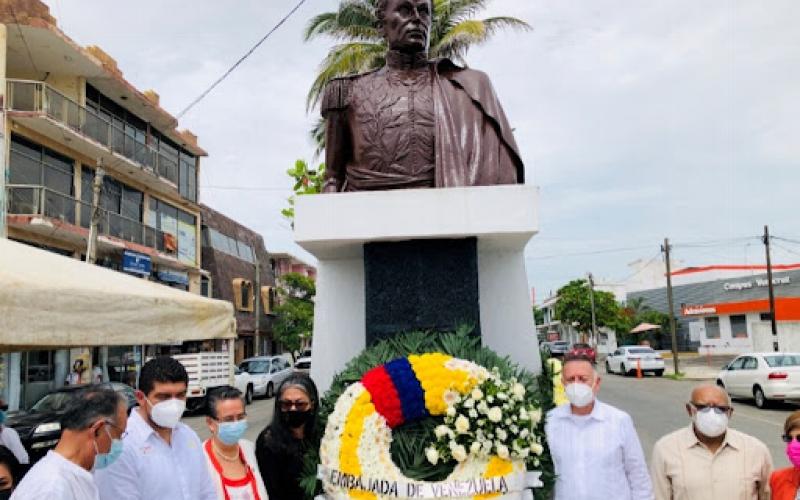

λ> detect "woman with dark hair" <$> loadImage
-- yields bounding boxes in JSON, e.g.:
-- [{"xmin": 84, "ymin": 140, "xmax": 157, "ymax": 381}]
[
  {"xmin": 255, "ymin": 373, "xmax": 319, "ymax": 499},
  {"xmin": 0, "ymin": 445, "xmax": 22, "ymax": 498}
]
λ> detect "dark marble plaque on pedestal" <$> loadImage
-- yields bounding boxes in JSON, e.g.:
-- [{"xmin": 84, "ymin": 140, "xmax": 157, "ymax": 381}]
[{"xmin": 363, "ymin": 238, "xmax": 480, "ymax": 345}]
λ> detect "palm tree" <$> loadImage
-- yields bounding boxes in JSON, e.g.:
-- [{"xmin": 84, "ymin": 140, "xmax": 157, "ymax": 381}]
[{"xmin": 304, "ymin": 0, "xmax": 531, "ymax": 114}]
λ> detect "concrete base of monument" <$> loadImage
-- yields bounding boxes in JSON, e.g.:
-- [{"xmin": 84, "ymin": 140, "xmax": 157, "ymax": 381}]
[{"xmin": 295, "ymin": 185, "xmax": 542, "ymax": 393}]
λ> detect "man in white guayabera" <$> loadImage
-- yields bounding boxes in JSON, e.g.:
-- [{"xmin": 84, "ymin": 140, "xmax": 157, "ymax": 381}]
[
  {"xmin": 95, "ymin": 356, "xmax": 216, "ymax": 500},
  {"xmin": 545, "ymin": 354, "xmax": 653, "ymax": 500}
]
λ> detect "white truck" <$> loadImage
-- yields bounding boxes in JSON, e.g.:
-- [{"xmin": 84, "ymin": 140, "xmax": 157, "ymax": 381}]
[{"xmin": 172, "ymin": 352, "xmax": 235, "ymax": 411}]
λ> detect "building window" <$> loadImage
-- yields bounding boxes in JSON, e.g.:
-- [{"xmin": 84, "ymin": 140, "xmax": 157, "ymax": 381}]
[
  {"xmin": 201, "ymin": 275, "xmax": 212, "ymax": 298},
  {"xmin": 205, "ymin": 228, "xmax": 255, "ymax": 264},
  {"xmin": 730, "ymin": 315, "xmax": 748, "ymax": 338},
  {"xmin": 147, "ymin": 198, "xmax": 197, "ymax": 265},
  {"xmin": 705, "ymin": 317, "xmax": 721, "ymax": 339},
  {"xmin": 760, "ymin": 312, "xmax": 772, "ymax": 322},
  {"xmin": 9, "ymin": 134, "xmax": 76, "ymax": 222},
  {"xmin": 233, "ymin": 278, "xmax": 254, "ymax": 312},
  {"xmin": 261, "ymin": 286, "xmax": 276, "ymax": 314}
]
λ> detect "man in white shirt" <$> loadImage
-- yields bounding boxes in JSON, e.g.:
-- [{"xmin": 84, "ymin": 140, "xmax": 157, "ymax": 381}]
[
  {"xmin": 95, "ymin": 356, "xmax": 216, "ymax": 500},
  {"xmin": 11, "ymin": 387, "xmax": 128, "ymax": 500},
  {"xmin": 0, "ymin": 400, "xmax": 28, "ymax": 465},
  {"xmin": 545, "ymin": 354, "xmax": 653, "ymax": 500}
]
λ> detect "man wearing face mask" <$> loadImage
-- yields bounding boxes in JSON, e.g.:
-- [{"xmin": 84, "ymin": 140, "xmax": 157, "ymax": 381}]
[
  {"xmin": 11, "ymin": 387, "xmax": 127, "ymax": 500},
  {"xmin": 545, "ymin": 354, "xmax": 653, "ymax": 500},
  {"xmin": 650, "ymin": 383, "xmax": 772, "ymax": 500},
  {"xmin": 95, "ymin": 356, "xmax": 216, "ymax": 500}
]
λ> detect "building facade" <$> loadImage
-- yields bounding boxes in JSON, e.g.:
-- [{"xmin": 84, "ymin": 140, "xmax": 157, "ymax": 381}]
[
  {"xmin": 200, "ymin": 205, "xmax": 275, "ymax": 362},
  {"xmin": 628, "ymin": 265, "xmax": 800, "ymax": 354},
  {"xmin": 0, "ymin": 2, "xmax": 205, "ymax": 408}
]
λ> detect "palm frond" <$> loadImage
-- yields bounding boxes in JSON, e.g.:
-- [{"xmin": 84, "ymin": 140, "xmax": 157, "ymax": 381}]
[
  {"xmin": 303, "ymin": 12, "xmax": 339, "ymax": 41},
  {"xmin": 431, "ymin": 19, "xmax": 487, "ymax": 60}
]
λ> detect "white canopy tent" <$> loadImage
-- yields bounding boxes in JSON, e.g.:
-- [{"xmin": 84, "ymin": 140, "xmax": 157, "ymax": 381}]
[{"xmin": 0, "ymin": 238, "xmax": 236, "ymax": 350}]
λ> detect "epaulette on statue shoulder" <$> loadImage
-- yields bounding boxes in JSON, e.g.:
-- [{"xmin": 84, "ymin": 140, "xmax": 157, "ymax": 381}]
[{"xmin": 321, "ymin": 75, "xmax": 356, "ymax": 115}]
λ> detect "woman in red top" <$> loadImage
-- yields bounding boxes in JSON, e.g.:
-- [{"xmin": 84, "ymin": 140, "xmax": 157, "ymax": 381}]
[
  {"xmin": 771, "ymin": 410, "xmax": 800, "ymax": 500},
  {"xmin": 203, "ymin": 387, "xmax": 268, "ymax": 500}
]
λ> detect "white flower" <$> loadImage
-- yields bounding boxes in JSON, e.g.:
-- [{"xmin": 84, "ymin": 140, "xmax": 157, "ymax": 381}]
[
  {"xmin": 426, "ymin": 447, "xmax": 440, "ymax": 465},
  {"xmin": 455, "ymin": 415, "xmax": 470, "ymax": 434},
  {"xmin": 520, "ymin": 428, "xmax": 530, "ymax": 438},
  {"xmin": 468, "ymin": 408, "xmax": 478, "ymax": 419},
  {"xmin": 488, "ymin": 407, "xmax": 503, "ymax": 423},
  {"xmin": 505, "ymin": 418, "xmax": 512, "ymax": 425},
  {"xmin": 496, "ymin": 444, "xmax": 510, "ymax": 459},
  {"xmin": 446, "ymin": 407, "xmax": 456, "ymax": 417},
  {"xmin": 481, "ymin": 440, "xmax": 493, "ymax": 454},
  {"xmin": 519, "ymin": 407, "xmax": 528, "ymax": 420},
  {"xmin": 530, "ymin": 441, "xmax": 544, "ymax": 455},
  {"xmin": 435, "ymin": 425, "xmax": 452, "ymax": 439},
  {"xmin": 451, "ymin": 444, "xmax": 468, "ymax": 462},
  {"xmin": 487, "ymin": 395, "xmax": 495, "ymax": 404},
  {"xmin": 463, "ymin": 398, "xmax": 475, "ymax": 408},
  {"xmin": 470, "ymin": 441, "xmax": 481, "ymax": 454},
  {"xmin": 471, "ymin": 388, "xmax": 484, "ymax": 401},
  {"xmin": 477, "ymin": 401, "xmax": 489, "ymax": 414},
  {"xmin": 496, "ymin": 428, "xmax": 508, "ymax": 441},
  {"xmin": 497, "ymin": 392, "xmax": 508, "ymax": 400},
  {"xmin": 512, "ymin": 383, "xmax": 526, "ymax": 400},
  {"xmin": 528, "ymin": 408, "xmax": 542, "ymax": 424},
  {"xmin": 443, "ymin": 390, "xmax": 460, "ymax": 406}
]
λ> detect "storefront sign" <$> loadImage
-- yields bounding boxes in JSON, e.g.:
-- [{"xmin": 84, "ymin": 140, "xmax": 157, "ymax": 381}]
[
  {"xmin": 122, "ymin": 251, "xmax": 151, "ymax": 276},
  {"xmin": 724, "ymin": 276, "xmax": 790, "ymax": 291},
  {"xmin": 158, "ymin": 269, "xmax": 189, "ymax": 286},
  {"xmin": 682, "ymin": 305, "xmax": 717, "ymax": 316}
]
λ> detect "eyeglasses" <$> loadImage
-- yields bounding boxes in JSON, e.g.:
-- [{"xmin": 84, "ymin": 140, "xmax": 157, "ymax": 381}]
[
  {"xmin": 690, "ymin": 403, "xmax": 731, "ymax": 415},
  {"xmin": 782, "ymin": 435, "xmax": 800, "ymax": 443},
  {"xmin": 104, "ymin": 420, "xmax": 128, "ymax": 440},
  {"xmin": 279, "ymin": 399, "xmax": 311, "ymax": 411}
]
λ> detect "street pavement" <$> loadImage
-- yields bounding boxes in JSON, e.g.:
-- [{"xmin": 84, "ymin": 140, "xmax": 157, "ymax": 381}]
[
  {"xmin": 600, "ymin": 371, "xmax": 797, "ymax": 468},
  {"xmin": 185, "ymin": 394, "xmax": 276, "ymax": 443}
]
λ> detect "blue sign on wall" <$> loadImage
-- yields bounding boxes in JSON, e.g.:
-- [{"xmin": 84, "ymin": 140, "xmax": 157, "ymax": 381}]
[
  {"xmin": 158, "ymin": 269, "xmax": 189, "ymax": 286},
  {"xmin": 122, "ymin": 251, "xmax": 151, "ymax": 276}
]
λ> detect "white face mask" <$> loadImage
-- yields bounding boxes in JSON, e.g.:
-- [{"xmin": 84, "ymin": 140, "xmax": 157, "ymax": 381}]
[
  {"xmin": 693, "ymin": 407, "xmax": 728, "ymax": 437},
  {"xmin": 565, "ymin": 382, "xmax": 595, "ymax": 408},
  {"xmin": 146, "ymin": 398, "xmax": 186, "ymax": 429}
]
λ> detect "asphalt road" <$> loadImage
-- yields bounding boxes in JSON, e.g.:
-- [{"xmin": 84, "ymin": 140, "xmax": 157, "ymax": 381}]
[
  {"xmin": 599, "ymin": 371, "xmax": 796, "ymax": 468},
  {"xmin": 185, "ymin": 394, "xmax": 276, "ymax": 443}
]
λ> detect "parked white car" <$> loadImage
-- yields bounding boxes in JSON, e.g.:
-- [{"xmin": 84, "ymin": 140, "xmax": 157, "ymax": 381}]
[
  {"xmin": 605, "ymin": 346, "xmax": 665, "ymax": 377},
  {"xmin": 716, "ymin": 352, "xmax": 800, "ymax": 409},
  {"xmin": 238, "ymin": 356, "xmax": 293, "ymax": 399},
  {"xmin": 233, "ymin": 366, "xmax": 254, "ymax": 405}
]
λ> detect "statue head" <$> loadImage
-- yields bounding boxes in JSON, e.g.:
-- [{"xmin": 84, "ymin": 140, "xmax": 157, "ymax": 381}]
[{"xmin": 376, "ymin": 0, "xmax": 432, "ymax": 53}]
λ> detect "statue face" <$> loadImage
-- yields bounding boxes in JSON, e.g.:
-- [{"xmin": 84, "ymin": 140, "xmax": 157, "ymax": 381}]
[{"xmin": 379, "ymin": 0, "xmax": 432, "ymax": 53}]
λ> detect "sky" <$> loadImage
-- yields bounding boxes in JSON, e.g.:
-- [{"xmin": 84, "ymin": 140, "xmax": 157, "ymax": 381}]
[{"xmin": 45, "ymin": 0, "xmax": 800, "ymax": 301}]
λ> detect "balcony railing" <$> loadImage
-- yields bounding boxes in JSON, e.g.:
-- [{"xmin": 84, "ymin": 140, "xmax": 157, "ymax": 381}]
[
  {"xmin": 6, "ymin": 184, "xmax": 166, "ymax": 252},
  {"xmin": 5, "ymin": 80, "xmax": 180, "ymax": 186}
]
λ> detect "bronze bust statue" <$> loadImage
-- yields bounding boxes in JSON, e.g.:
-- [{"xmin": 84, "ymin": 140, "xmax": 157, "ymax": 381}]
[{"xmin": 321, "ymin": 0, "xmax": 524, "ymax": 193}]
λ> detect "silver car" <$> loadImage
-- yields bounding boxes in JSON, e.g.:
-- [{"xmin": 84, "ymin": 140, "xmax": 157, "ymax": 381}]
[{"xmin": 238, "ymin": 356, "xmax": 293, "ymax": 399}]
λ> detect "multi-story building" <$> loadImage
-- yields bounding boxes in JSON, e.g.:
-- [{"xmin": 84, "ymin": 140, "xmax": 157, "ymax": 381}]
[
  {"xmin": 200, "ymin": 205, "xmax": 275, "ymax": 361},
  {"xmin": 269, "ymin": 250, "xmax": 316, "ymax": 280},
  {"xmin": 0, "ymin": 2, "xmax": 206, "ymax": 408}
]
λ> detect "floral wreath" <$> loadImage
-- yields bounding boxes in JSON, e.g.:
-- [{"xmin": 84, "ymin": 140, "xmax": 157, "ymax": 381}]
[{"xmin": 318, "ymin": 352, "xmax": 545, "ymax": 499}]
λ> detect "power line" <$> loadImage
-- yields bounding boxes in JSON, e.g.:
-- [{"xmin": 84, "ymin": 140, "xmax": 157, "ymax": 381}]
[
  {"xmin": 773, "ymin": 235, "xmax": 800, "ymax": 246},
  {"xmin": 175, "ymin": 0, "xmax": 309, "ymax": 120}
]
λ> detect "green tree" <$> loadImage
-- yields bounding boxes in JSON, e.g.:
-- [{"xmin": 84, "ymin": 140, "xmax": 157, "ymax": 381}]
[
  {"xmin": 272, "ymin": 272, "xmax": 316, "ymax": 353},
  {"xmin": 281, "ymin": 159, "xmax": 326, "ymax": 224},
  {"xmin": 533, "ymin": 305, "xmax": 545, "ymax": 326},
  {"xmin": 553, "ymin": 279, "xmax": 626, "ymax": 335},
  {"xmin": 303, "ymin": 0, "xmax": 531, "ymax": 123}
]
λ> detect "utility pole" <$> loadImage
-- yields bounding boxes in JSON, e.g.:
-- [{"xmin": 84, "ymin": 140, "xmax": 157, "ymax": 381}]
[
  {"xmin": 254, "ymin": 259, "xmax": 261, "ymax": 357},
  {"xmin": 763, "ymin": 225, "xmax": 778, "ymax": 350},
  {"xmin": 587, "ymin": 273, "xmax": 598, "ymax": 347},
  {"xmin": 86, "ymin": 163, "xmax": 105, "ymax": 264},
  {"xmin": 662, "ymin": 238, "xmax": 680, "ymax": 375}
]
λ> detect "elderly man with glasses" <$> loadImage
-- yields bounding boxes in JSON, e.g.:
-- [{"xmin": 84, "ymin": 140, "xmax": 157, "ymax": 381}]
[{"xmin": 650, "ymin": 383, "xmax": 772, "ymax": 500}]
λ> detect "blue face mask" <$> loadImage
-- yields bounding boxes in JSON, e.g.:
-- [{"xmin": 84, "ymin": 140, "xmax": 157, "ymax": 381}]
[
  {"xmin": 217, "ymin": 420, "xmax": 248, "ymax": 445},
  {"xmin": 94, "ymin": 427, "xmax": 124, "ymax": 469}
]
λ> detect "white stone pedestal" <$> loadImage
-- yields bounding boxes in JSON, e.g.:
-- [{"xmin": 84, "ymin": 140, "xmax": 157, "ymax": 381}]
[{"xmin": 295, "ymin": 185, "xmax": 541, "ymax": 393}]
